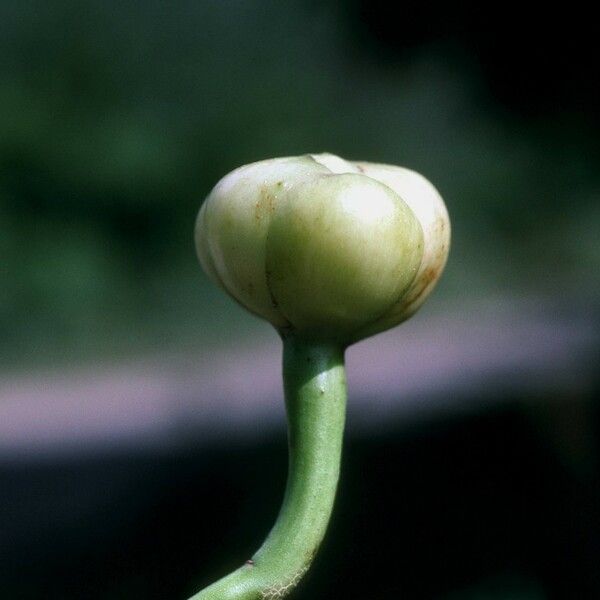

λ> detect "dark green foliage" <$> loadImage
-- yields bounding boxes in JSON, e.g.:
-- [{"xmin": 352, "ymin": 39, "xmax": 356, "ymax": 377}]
[{"xmin": 1, "ymin": 1, "xmax": 598, "ymax": 368}]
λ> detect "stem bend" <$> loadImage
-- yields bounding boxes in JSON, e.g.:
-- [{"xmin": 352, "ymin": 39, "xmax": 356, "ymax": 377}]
[{"xmin": 189, "ymin": 337, "xmax": 347, "ymax": 599}]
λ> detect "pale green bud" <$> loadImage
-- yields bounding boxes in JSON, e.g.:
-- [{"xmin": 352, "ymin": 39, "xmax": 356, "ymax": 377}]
[{"xmin": 195, "ymin": 154, "xmax": 450, "ymax": 344}]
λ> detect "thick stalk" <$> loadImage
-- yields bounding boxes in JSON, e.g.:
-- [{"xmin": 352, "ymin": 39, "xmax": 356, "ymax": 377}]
[{"xmin": 189, "ymin": 336, "xmax": 347, "ymax": 600}]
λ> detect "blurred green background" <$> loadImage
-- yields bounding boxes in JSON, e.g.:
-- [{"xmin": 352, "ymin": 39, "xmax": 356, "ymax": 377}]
[
  {"xmin": 2, "ymin": 0, "xmax": 598, "ymax": 370},
  {"xmin": 1, "ymin": 2, "xmax": 599, "ymax": 599}
]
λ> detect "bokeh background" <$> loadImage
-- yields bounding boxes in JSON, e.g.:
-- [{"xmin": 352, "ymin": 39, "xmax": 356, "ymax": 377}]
[{"xmin": 1, "ymin": 1, "xmax": 599, "ymax": 598}]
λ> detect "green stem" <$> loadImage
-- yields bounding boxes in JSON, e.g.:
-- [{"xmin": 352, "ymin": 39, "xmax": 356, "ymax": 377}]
[{"xmin": 189, "ymin": 336, "xmax": 347, "ymax": 600}]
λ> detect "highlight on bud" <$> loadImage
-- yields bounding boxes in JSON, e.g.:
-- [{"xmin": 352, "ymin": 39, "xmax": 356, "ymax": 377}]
[{"xmin": 195, "ymin": 153, "xmax": 450, "ymax": 343}]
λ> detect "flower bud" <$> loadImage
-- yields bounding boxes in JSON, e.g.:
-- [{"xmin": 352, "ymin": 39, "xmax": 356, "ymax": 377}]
[{"xmin": 195, "ymin": 154, "xmax": 449, "ymax": 344}]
